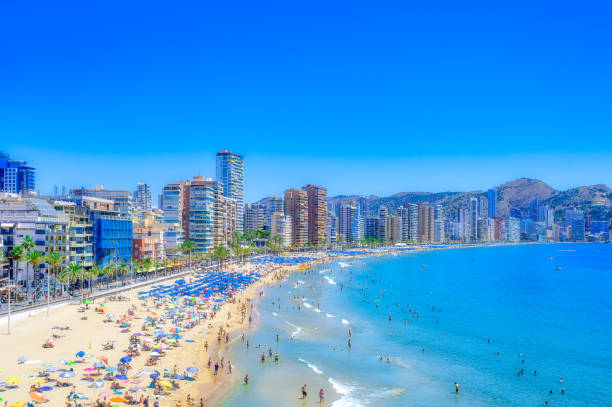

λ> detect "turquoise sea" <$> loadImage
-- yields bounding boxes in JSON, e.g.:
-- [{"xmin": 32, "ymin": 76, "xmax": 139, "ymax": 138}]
[{"xmin": 218, "ymin": 244, "xmax": 612, "ymax": 406}]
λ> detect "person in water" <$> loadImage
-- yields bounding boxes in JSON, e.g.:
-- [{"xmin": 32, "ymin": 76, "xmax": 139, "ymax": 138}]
[
  {"xmin": 319, "ymin": 389, "xmax": 325, "ymax": 403},
  {"xmin": 455, "ymin": 382, "xmax": 460, "ymax": 394},
  {"xmin": 244, "ymin": 374, "xmax": 249, "ymax": 385}
]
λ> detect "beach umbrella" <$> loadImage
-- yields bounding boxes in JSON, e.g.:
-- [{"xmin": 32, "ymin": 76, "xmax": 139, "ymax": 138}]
[
  {"xmin": 10, "ymin": 402, "xmax": 26, "ymax": 407},
  {"xmin": 33, "ymin": 379, "xmax": 46, "ymax": 384},
  {"xmin": 76, "ymin": 351, "xmax": 86, "ymax": 357},
  {"xmin": 88, "ymin": 380, "xmax": 104, "ymax": 388},
  {"xmin": 84, "ymin": 367, "xmax": 97, "ymax": 372},
  {"xmin": 115, "ymin": 374, "xmax": 128, "ymax": 380},
  {"xmin": 131, "ymin": 333, "xmax": 142, "ymax": 337},
  {"xmin": 149, "ymin": 372, "xmax": 160, "ymax": 379},
  {"xmin": 6, "ymin": 377, "xmax": 19, "ymax": 384},
  {"xmin": 38, "ymin": 386, "xmax": 54, "ymax": 391},
  {"xmin": 30, "ymin": 392, "xmax": 47, "ymax": 402},
  {"xmin": 46, "ymin": 366, "xmax": 60, "ymax": 372},
  {"xmin": 59, "ymin": 371, "xmax": 75, "ymax": 378},
  {"xmin": 93, "ymin": 362, "xmax": 106, "ymax": 369},
  {"xmin": 106, "ymin": 367, "xmax": 118, "ymax": 372},
  {"xmin": 110, "ymin": 396, "xmax": 126, "ymax": 402},
  {"xmin": 186, "ymin": 367, "xmax": 198, "ymax": 374},
  {"xmin": 17, "ymin": 356, "xmax": 26, "ymax": 364},
  {"xmin": 120, "ymin": 356, "xmax": 131, "ymax": 363},
  {"xmin": 159, "ymin": 380, "xmax": 172, "ymax": 388}
]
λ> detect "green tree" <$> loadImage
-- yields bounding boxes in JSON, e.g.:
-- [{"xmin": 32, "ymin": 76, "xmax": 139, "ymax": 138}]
[
  {"xmin": 102, "ymin": 264, "xmax": 115, "ymax": 289},
  {"xmin": 180, "ymin": 240, "xmax": 196, "ymax": 269},
  {"xmin": 88, "ymin": 265, "xmax": 102, "ymax": 293},
  {"xmin": 44, "ymin": 251, "xmax": 64, "ymax": 297},
  {"xmin": 59, "ymin": 262, "xmax": 83, "ymax": 297},
  {"xmin": 8, "ymin": 246, "xmax": 24, "ymax": 282},
  {"xmin": 25, "ymin": 249, "xmax": 44, "ymax": 302},
  {"xmin": 213, "ymin": 243, "xmax": 230, "ymax": 270},
  {"xmin": 117, "ymin": 263, "xmax": 129, "ymax": 285}
]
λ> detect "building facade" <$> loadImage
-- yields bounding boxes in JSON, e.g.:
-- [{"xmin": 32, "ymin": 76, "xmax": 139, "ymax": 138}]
[
  {"xmin": 0, "ymin": 152, "xmax": 35, "ymax": 194},
  {"xmin": 304, "ymin": 184, "xmax": 327, "ymax": 246},
  {"xmin": 216, "ymin": 149, "xmax": 244, "ymax": 232},
  {"xmin": 284, "ymin": 188, "xmax": 309, "ymax": 247}
]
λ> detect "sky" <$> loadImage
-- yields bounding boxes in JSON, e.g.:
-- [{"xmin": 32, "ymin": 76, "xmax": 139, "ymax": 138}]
[{"xmin": 2, "ymin": 1, "xmax": 611, "ymax": 202}]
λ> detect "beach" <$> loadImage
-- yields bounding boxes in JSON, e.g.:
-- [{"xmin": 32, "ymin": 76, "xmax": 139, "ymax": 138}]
[{"xmin": 0, "ymin": 258, "xmax": 313, "ymax": 407}]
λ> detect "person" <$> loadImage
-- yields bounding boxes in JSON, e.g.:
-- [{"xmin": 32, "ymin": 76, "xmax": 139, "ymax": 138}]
[
  {"xmin": 455, "ymin": 382, "xmax": 460, "ymax": 394},
  {"xmin": 347, "ymin": 338, "xmax": 351, "ymax": 349},
  {"xmin": 261, "ymin": 352, "xmax": 266, "ymax": 362},
  {"xmin": 244, "ymin": 374, "xmax": 249, "ymax": 385},
  {"xmin": 274, "ymin": 352, "xmax": 279, "ymax": 363},
  {"xmin": 319, "ymin": 389, "xmax": 325, "ymax": 403},
  {"xmin": 301, "ymin": 384, "xmax": 308, "ymax": 399}
]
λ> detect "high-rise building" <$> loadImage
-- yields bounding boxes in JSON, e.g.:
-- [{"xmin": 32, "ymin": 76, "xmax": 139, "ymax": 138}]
[
  {"xmin": 364, "ymin": 217, "xmax": 379, "ymax": 239},
  {"xmin": 216, "ymin": 149, "xmax": 244, "ymax": 232},
  {"xmin": 244, "ymin": 203, "xmax": 266, "ymax": 232},
  {"xmin": 271, "ymin": 212, "xmax": 292, "ymax": 247},
  {"xmin": 529, "ymin": 198, "xmax": 540, "ymax": 222},
  {"xmin": 377, "ymin": 206, "xmax": 389, "ymax": 241},
  {"xmin": 284, "ymin": 189, "xmax": 309, "ymax": 247},
  {"xmin": 303, "ymin": 185, "xmax": 327, "ymax": 246},
  {"xmin": 469, "ymin": 197, "xmax": 479, "ymax": 241},
  {"xmin": 72, "ymin": 186, "xmax": 133, "ymax": 217},
  {"xmin": 397, "ymin": 206, "xmax": 409, "ymax": 242},
  {"xmin": 0, "ymin": 151, "xmax": 36, "ymax": 194},
  {"xmin": 188, "ymin": 177, "xmax": 223, "ymax": 252},
  {"xmin": 258, "ymin": 195, "xmax": 284, "ymax": 229},
  {"xmin": 326, "ymin": 214, "xmax": 337, "ymax": 245},
  {"xmin": 408, "ymin": 203, "xmax": 418, "ymax": 241},
  {"xmin": 389, "ymin": 215, "xmax": 401, "ymax": 243},
  {"xmin": 506, "ymin": 217, "xmax": 520, "ymax": 242},
  {"xmin": 54, "ymin": 201, "xmax": 94, "ymax": 269},
  {"xmin": 417, "ymin": 204, "xmax": 434, "ymax": 242},
  {"xmin": 538, "ymin": 205, "xmax": 554, "ymax": 227},
  {"xmin": 565, "ymin": 209, "xmax": 585, "ymax": 241},
  {"xmin": 133, "ymin": 183, "xmax": 152, "ymax": 212},
  {"xmin": 434, "ymin": 204, "xmax": 445, "ymax": 243},
  {"xmin": 487, "ymin": 188, "xmax": 497, "ymax": 218},
  {"xmin": 339, "ymin": 200, "xmax": 361, "ymax": 244}
]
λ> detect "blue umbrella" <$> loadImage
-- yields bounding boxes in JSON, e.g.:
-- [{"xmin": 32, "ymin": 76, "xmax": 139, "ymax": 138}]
[
  {"xmin": 106, "ymin": 367, "xmax": 118, "ymax": 372},
  {"xmin": 186, "ymin": 367, "xmax": 198, "ymax": 373},
  {"xmin": 120, "ymin": 356, "xmax": 132, "ymax": 363},
  {"xmin": 76, "ymin": 351, "xmax": 85, "ymax": 357},
  {"xmin": 46, "ymin": 366, "xmax": 60, "ymax": 372},
  {"xmin": 150, "ymin": 372, "xmax": 160, "ymax": 379},
  {"xmin": 59, "ymin": 371, "xmax": 76, "ymax": 378},
  {"xmin": 39, "ymin": 386, "xmax": 54, "ymax": 391},
  {"xmin": 93, "ymin": 362, "xmax": 106, "ymax": 369},
  {"xmin": 115, "ymin": 374, "xmax": 128, "ymax": 380}
]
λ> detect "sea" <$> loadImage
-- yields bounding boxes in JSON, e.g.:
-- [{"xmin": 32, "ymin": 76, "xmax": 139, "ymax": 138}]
[{"xmin": 217, "ymin": 244, "xmax": 612, "ymax": 406}]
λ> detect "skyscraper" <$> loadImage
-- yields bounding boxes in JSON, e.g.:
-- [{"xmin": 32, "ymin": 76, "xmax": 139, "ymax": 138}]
[
  {"xmin": 258, "ymin": 195, "xmax": 284, "ymax": 229},
  {"xmin": 133, "ymin": 182, "xmax": 152, "ymax": 212},
  {"xmin": 408, "ymin": 203, "xmax": 418, "ymax": 242},
  {"xmin": 529, "ymin": 198, "xmax": 540, "ymax": 222},
  {"xmin": 417, "ymin": 204, "xmax": 434, "ymax": 242},
  {"xmin": 284, "ymin": 188, "xmax": 309, "ymax": 247},
  {"xmin": 188, "ymin": 177, "xmax": 223, "ymax": 252},
  {"xmin": 244, "ymin": 203, "xmax": 266, "ymax": 231},
  {"xmin": 397, "ymin": 206, "xmax": 409, "ymax": 242},
  {"xmin": 377, "ymin": 206, "xmax": 389, "ymax": 241},
  {"xmin": 339, "ymin": 200, "xmax": 361, "ymax": 244},
  {"xmin": 216, "ymin": 149, "xmax": 244, "ymax": 232},
  {"xmin": 303, "ymin": 184, "xmax": 327, "ymax": 246},
  {"xmin": 469, "ymin": 197, "xmax": 479, "ymax": 241},
  {"xmin": 0, "ymin": 151, "xmax": 36, "ymax": 193},
  {"xmin": 487, "ymin": 188, "xmax": 497, "ymax": 218}
]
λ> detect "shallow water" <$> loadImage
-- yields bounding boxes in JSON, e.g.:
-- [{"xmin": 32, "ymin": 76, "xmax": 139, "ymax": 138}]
[{"xmin": 218, "ymin": 244, "xmax": 612, "ymax": 406}]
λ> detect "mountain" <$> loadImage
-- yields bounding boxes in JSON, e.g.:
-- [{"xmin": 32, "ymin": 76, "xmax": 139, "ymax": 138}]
[{"xmin": 329, "ymin": 178, "xmax": 612, "ymax": 221}]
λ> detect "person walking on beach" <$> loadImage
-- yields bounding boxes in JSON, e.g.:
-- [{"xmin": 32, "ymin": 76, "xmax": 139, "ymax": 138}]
[
  {"xmin": 301, "ymin": 384, "xmax": 308, "ymax": 399},
  {"xmin": 319, "ymin": 389, "xmax": 325, "ymax": 403},
  {"xmin": 244, "ymin": 374, "xmax": 249, "ymax": 385}
]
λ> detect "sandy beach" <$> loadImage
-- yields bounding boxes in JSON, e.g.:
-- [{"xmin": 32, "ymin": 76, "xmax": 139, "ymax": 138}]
[{"xmin": 0, "ymin": 259, "xmax": 309, "ymax": 407}]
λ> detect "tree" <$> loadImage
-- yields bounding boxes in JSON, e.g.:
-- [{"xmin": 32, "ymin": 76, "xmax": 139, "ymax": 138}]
[
  {"xmin": 59, "ymin": 262, "xmax": 83, "ymax": 297},
  {"xmin": 0, "ymin": 251, "xmax": 7, "ymax": 282},
  {"xmin": 143, "ymin": 257, "xmax": 152, "ymax": 275},
  {"xmin": 102, "ymin": 264, "xmax": 115, "ymax": 289},
  {"xmin": 44, "ymin": 251, "xmax": 64, "ymax": 297},
  {"xmin": 213, "ymin": 244, "xmax": 230, "ymax": 270},
  {"xmin": 88, "ymin": 265, "xmax": 102, "ymax": 293},
  {"xmin": 25, "ymin": 249, "xmax": 44, "ymax": 302},
  {"xmin": 8, "ymin": 246, "xmax": 24, "ymax": 282},
  {"xmin": 180, "ymin": 240, "xmax": 196, "ymax": 269},
  {"xmin": 117, "ymin": 263, "xmax": 129, "ymax": 285}
]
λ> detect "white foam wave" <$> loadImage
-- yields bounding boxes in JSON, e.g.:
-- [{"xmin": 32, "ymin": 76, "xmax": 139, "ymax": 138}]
[
  {"xmin": 324, "ymin": 276, "xmax": 337, "ymax": 285},
  {"xmin": 326, "ymin": 313, "xmax": 336, "ymax": 318},
  {"xmin": 314, "ymin": 308, "xmax": 322, "ymax": 313},
  {"xmin": 338, "ymin": 262, "xmax": 351, "ymax": 268},
  {"xmin": 319, "ymin": 269, "xmax": 330, "ymax": 274},
  {"xmin": 303, "ymin": 302, "xmax": 312, "ymax": 308},
  {"xmin": 272, "ymin": 312, "xmax": 279, "ymax": 317},
  {"xmin": 342, "ymin": 318, "xmax": 350, "ymax": 325},
  {"xmin": 297, "ymin": 280, "xmax": 305, "ymax": 284},
  {"xmin": 286, "ymin": 320, "xmax": 302, "ymax": 337},
  {"xmin": 298, "ymin": 358, "xmax": 363, "ymax": 407}
]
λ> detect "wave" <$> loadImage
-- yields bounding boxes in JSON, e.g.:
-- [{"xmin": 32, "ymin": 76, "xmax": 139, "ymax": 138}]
[
  {"xmin": 272, "ymin": 312, "xmax": 279, "ymax": 317},
  {"xmin": 298, "ymin": 358, "xmax": 363, "ymax": 407},
  {"xmin": 314, "ymin": 308, "xmax": 322, "ymax": 313},
  {"xmin": 286, "ymin": 320, "xmax": 302, "ymax": 337},
  {"xmin": 326, "ymin": 313, "xmax": 336, "ymax": 318},
  {"xmin": 319, "ymin": 269, "xmax": 330, "ymax": 274},
  {"xmin": 342, "ymin": 319, "xmax": 350, "ymax": 325},
  {"xmin": 297, "ymin": 280, "xmax": 305, "ymax": 284},
  {"xmin": 338, "ymin": 262, "xmax": 351, "ymax": 268},
  {"xmin": 303, "ymin": 302, "xmax": 313, "ymax": 308},
  {"xmin": 324, "ymin": 276, "xmax": 337, "ymax": 285}
]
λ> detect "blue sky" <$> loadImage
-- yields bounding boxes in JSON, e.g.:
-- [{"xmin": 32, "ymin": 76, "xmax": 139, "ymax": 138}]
[{"xmin": 2, "ymin": 1, "xmax": 611, "ymax": 202}]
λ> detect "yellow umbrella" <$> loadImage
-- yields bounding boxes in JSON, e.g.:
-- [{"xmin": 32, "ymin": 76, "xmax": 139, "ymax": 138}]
[
  {"xmin": 11, "ymin": 402, "xmax": 26, "ymax": 407},
  {"xmin": 159, "ymin": 380, "xmax": 172, "ymax": 388},
  {"xmin": 33, "ymin": 378, "xmax": 46, "ymax": 383},
  {"xmin": 166, "ymin": 339, "xmax": 176, "ymax": 343},
  {"xmin": 7, "ymin": 377, "xmax": 20, "ymax": 383}
]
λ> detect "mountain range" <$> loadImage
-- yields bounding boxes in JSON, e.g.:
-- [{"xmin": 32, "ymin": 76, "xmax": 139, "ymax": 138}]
[{"xmin": 329, "ymin": 178, "xmax": 612, "ymax": 221}]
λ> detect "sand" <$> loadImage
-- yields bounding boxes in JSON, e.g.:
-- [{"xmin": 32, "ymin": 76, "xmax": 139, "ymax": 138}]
[{"xmin": 0, "ymin": 260, "xmax": 306, "ymax": 407}]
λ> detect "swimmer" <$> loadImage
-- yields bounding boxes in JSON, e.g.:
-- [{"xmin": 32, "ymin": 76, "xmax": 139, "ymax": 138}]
[
  {"xmin": 455, "ymin": 382, "xmax": 460, "ymax": 393},
  {"xmin": 244, "ymin": 374, "xmax": 249, "ymax": 385}
]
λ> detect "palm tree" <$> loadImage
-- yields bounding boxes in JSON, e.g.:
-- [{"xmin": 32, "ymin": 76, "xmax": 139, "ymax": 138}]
[
  {"xmin": 143, "ymin": 257, "xmax": 152, "ymax": 278},
  {"xmin": 102, "ymin": 264, "xmax": 115, "ymax": 289},
  {"xmin": 161, "ymin": 257, "xmax": 169, "ymax": 276},
  {"xmin": 117, "ymin": 263, "xmax": 129, "ymax": 285},
  {"xmin": 180, "ymin": 240, "xmax": 196, "ymax": 269},
  {"xmin": 44, "ymin": 251, "xmax": 64, "ymax": 298},
  {"xmin": 60, "ymin": 262, "xmax": 83, "ymax": 297},
  {"xmin": 213, "ymin": 244, "xmax": 230, "ymax": 270},
  {"xmin": 21, "ymin": 235, "xmax": 34, "ymax": 251},
  {"xmin": 8, "ymin": 246, "xmax": 24, "ymax": 282},
  {"xmin": 25, "ymin": 249, "xmax": 44, "ymax": 302},
  {"xmin": 88, "ymin": 265, "xmax": 101, "ymax": 293},
  {"xmin": 0, "ymin": 250, "xmax": 8, "ymax": 278}
]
